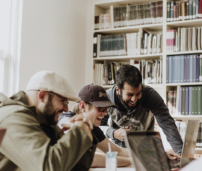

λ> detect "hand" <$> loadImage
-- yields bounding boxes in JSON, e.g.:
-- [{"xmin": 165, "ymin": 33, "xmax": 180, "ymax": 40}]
[
  {"xmin": 70, "ymin": 114, "xmax": 93, "ymax": 130},
  {"xmin": 61, "ymin": 121, "xmax": 93, "ymax": 142},
  {"xmin": 166, "ymin": 151, "xmax": 181, "ymax": 160},
  {"xmin": 113, "ymin": 127, "xmax": 131, "ymax": 141}
]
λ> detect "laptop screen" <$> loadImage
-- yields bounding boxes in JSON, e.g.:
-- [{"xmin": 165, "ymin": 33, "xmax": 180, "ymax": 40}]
[{"xmin": 125, "ymin": 131, "xmax": 171, "ymax": 171}]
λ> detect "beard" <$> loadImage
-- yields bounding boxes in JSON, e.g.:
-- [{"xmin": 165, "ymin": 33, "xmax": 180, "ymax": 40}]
[
  {"xmin": 118, "ymin": 90, "xmax": 140, "ymax": 110},
  {"xmin": 43, "ymin": 94, "xmax": 61, "ymax": 125}
]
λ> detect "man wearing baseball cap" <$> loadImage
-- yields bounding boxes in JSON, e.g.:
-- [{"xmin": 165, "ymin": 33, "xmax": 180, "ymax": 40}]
[
  {"xmin": 58, "ymin": 84, "xmax": 131, "ymax": 168},
  {"xmin": 0, "ymin": 71, "xmax": 95, "ymax": 171}
]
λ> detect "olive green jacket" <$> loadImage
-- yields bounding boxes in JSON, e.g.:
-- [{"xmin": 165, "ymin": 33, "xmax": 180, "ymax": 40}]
[{"xmin": 0, "ymin": 91, "xmax": 97, "ymax": 171}]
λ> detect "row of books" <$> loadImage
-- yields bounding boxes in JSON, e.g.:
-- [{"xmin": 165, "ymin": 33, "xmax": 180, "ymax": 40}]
[
  {"xmin": 93, "ymin": 29, "xmax": 162, "ymax": 58},
  {"xmin": 93, "ymin": 58, "xmax": 162, "ymax": 86},
  {"xmin": 94, "ymin": 1, "xmax": 163, "ymax": 30},
  {"xmin": 130, "ymin": 58, "xmax": 163, "ymax": 84},
  {"xmin": 175, "ymin": 121, "xmax": 202, "ymax": 148},
  {"xmin": 166, "ymin": 54, "xmax": 202, "ymax": 83},
  {"xmin": 167, "ymin": 1, "xmax": 202, "ymax": 22},
  {"xmin": 166, "ymin": 27, "xmax": 202, "ymax": 53},
  {"xmin": 93, "ymin": 62, "xmax": 127, "ymax": 86},
  {"xmin": 168, "ymin": 86, "xmax": 202, "ymax": 116}
]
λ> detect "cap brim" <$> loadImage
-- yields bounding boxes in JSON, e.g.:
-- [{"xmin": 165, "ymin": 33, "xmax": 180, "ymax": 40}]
[{"xmin": 89, "ymin": 101, "xmax": 117, "ymax": 108}]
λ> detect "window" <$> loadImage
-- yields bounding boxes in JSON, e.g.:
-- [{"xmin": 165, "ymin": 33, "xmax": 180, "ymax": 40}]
[{"xmin": 0, "ymin": 0, "xmax": 22, "ymax": 96}]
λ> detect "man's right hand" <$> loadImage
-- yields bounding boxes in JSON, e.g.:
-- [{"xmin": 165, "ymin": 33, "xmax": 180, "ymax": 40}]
[
  {"xmin": 61, "ymin": 121, "xmax": 93, "ymax": 142},
  {"xmin": 113, "ymin": 127, "xmax": 131, "ymax": 141}
]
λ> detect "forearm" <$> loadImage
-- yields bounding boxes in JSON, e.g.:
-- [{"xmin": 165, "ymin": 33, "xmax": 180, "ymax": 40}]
[
  {"xmin": 91, "ymin": 153, "xmax": 131, "ymax": 168},
  {"xmin": 117, "ymin": 147, "xmax": 129, "ymax": 157}
]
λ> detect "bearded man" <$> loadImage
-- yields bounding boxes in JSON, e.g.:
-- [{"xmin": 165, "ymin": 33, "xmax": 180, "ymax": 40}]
[
  {"xmin": 100, "ymin": 64, "xmax": 183, "ymax": 155},
  {"xmin": 0, "ymin": 71, "xmax": 94, "ymax": 171}
]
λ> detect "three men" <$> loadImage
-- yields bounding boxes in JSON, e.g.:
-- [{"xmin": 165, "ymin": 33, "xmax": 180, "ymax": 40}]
[
  {"xmin": 0, "ymin": 71, "xmax": 94, "ymax": 171},
  {"xmin": 100, "ymin": 64, "xmax": 183, "ymax": 155}
]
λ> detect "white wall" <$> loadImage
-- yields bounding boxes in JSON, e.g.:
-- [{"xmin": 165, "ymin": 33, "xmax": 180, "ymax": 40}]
[{"xmin": 19, "ymin": 0, "xmax": 88, "ymax": 107}]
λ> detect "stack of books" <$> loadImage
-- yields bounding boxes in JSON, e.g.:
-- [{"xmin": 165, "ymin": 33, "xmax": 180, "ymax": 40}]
[
  {"xmin": 166, "ymin": 54, "xmax": 202, "ymax": 83},
  {"xmin": 166, "ymin": 27, "xmax": 202, "ymax": 53},
  {"xmin": 167, "ymin": 1, "xmax": 202, "ymax": 22}
]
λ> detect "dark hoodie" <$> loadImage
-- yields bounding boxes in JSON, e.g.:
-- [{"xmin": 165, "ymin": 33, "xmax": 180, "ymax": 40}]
[{"xmin": 100, "ymin": 85, "xmax": 183, "ymax": 155}]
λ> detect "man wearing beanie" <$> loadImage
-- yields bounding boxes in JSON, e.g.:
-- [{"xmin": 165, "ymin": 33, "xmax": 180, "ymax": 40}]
[{"xmin": 0, "ymin": 71, "xmax": 95, "ymax": 171}]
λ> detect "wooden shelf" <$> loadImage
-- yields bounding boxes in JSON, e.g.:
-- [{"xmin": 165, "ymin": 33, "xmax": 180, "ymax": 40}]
[
  {"xmin": 166, "ymin": 82, "xmax": 202, "ymax": 86},
  {"xmin": 93, "ymin": 54, "xmax": 163, "ymax": 61},
  {"xmin": 94, "ymin": 23, "xmax": 163, "ymax": 34},
  {"xmin": 166, "ymin": 50, "xmax": 202, "ymax": 55},
  {"xmin": 102, "ymin": 84, "xmax": 162, "ymax": 89},
  {"xmin": 166, "ymin": 19, "xmax": 202, "ymax": 28},
  {"xmin": 172, "ymin": 115, "xmax": 202, "ymax": 120}
]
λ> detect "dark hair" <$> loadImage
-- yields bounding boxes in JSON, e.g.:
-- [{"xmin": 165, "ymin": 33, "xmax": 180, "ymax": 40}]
[{"xmin": 116, "ymin": 64, "xmax": 142, "ymax": 90}]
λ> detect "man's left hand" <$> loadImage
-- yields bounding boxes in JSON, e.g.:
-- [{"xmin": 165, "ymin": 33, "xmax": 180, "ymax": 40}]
[
  {"xmin": 70, "ymin": 114, "xmax": 93, "ymax": 130},
  {"xmin": 166, "ymin": 151, "xmax": 181, "ymax": 160}
]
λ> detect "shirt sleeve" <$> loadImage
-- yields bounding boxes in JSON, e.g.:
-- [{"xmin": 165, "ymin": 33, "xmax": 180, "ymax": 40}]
[
  {"xmin": 93, "ymin": 127, "xmax": 106, "ymax": 142},
  {"xmin": 145, "ymin": 88, "xmax": 183, "ymax": 155},
  {"xmin": 0, "ymin": 112, "xmax": 93, "ymax": 171}
]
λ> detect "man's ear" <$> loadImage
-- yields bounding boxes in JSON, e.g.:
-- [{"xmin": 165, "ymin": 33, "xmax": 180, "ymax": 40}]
[
  {"xmin": 38, "ymin": 90, "xmax": 47, "ymax": 102},
  {"xmin": 115, "ymin": 86, "xmax": 120, "ymax": 96},
  {"xmin": 79, "ymin": 101, "xmax": 86, "ymax": 113}
]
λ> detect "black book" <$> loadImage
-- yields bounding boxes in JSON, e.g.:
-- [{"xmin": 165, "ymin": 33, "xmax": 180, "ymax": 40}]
[{"xmin": 93, "ymin": 34, "xmax": 97, "ymax": 58}]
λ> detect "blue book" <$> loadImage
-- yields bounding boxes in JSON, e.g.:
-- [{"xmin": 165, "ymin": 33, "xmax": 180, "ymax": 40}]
[
  {"xmin": 172, "ymin": 56, "xmax": 175, "ymax": 83},
  {"xmin": 185, "ymin": 87, "xmax": 189, "ymax": 115},
  {"xmin": 196, "ymin": 54, "xmax": 200, "ymax": 82},
  {"xmin": 184, "ymin": 55, "xmax": 190, "ymax": 82},
  {"xmin": 176, "ymin": 56, "xmax": 181, "ymax": 83},
  {"xmin": 169, "ymin": 56, "xmax": 172, "ymax": 83},
  {"xmin": 190, "ymin": 55, "xmax": 193, "ymax": 82},
  {"xmin": 193, "ymin": 55, "xmax": 196, "ymax": 82},
  {"xmin": 189, "ymin": 87, "xmax": 192, "ymax": 115},
  {"xmin": 179, "ymin": 87, "xmax": 182, "ymax": 115},
  {"xmin": 180, "ymin": 55, "xmax": 184, "ymax": 83},
  {"xmin": 174, "ymin": 56, "xmax": 178, "ymax": 83},
  {"xmin": 166, "ymin": 56, "xmax": 169, "ymax": 83}
]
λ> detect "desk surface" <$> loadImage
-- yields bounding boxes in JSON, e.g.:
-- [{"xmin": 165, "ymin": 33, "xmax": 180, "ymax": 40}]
[{"xmin": 89, "ymin": 165, "xmax": 135, "ymax": 171}]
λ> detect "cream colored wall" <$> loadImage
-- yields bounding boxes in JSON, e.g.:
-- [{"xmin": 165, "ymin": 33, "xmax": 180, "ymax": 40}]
[{"xmin": 19, "ymin": 0, "xmax": 88, "ymax": 108}]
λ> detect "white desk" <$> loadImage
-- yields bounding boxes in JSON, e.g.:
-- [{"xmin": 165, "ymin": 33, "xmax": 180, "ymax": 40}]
[{"xmin": 89, "ymin": 165, "xmax": 135, "ymax": 171}]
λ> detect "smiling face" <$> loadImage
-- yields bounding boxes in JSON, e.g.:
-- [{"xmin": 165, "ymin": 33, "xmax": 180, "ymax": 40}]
[
  {"xmin": 82, "ymin": 103, "xmax": 107, "ymax": 127},
  {"xmin": 116, "ymin": 82, "xmax": 142, "ymax": 110},
  {"xmin": 43, "ymin": 92, "xmax": 69, "ymax": 125}
]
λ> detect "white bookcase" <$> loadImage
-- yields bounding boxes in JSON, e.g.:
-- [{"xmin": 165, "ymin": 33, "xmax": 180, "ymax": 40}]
[{"xmin": 91, "ymin": 0, "xmax": 202, "ymax": 152}]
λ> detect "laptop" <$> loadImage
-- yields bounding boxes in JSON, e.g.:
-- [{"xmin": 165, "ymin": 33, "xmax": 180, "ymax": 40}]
[
  {"xmin": 124, "ymin": 120, "xmax": 200, "ymax": 171},
  {"xmin": 0, "ymin": 128, "xmax": 6, "ymax": 145}
]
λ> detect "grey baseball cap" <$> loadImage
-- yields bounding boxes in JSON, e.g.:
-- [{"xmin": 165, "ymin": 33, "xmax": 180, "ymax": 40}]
[{"xmin": 78, "ymin": 83, "xmax": 117, "ymax": 108}]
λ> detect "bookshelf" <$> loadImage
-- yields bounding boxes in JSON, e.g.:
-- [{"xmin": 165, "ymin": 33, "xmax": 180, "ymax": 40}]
[{"xmin": 91, "ymin": 0, "xmax": 202, "ymax": 153}]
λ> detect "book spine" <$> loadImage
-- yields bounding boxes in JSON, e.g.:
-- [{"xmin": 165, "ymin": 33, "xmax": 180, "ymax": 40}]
[
  {"xmin": 170, "ymin": 1, "xmax": 174, "ymax": 22},
  {"xmin": 176, "ymin": 2, "xmax": 179, "ymax": 21},
  {"xmin": 172, "ymin": 56, "xmax": 175, "ymax": 83},
  {"xmin": 200, "ymin": 55, "xmax": 202, "ymax": 82},
  {"xmin": 196, "ymin": 54, "xmax": 200, "ymax": 82},
  {"xmin": 93, "ymin": 35, "xmax": 97, "ymax": 58},
  {"xmin": 174, "ymin": 3, "xmax": 177, "ymax": 21},
  {"xmin": 181, "ymin": 87, "xmax": 186, "ymax": 115},
  {"xmin": 200, "ymin": 0, "xmax": 202, "ymax": 18},
  {"xmin": 167, "ymin": 2, "xmax": 171, "ymax": 22},
  {"xmin": 189, "ymin": 0, "xmax": 193, "ymax": 19},
  {"xmin": 179, "ymin": 87, "xmax": 182, "ymax": 115},
  {"xmin": 193, "ymin": 55, "xmax": 197, "ymax": 82},
  {"xmin": 196, "ymin": 0, "xmax": 199, "ymax": 19},
  {"xmin": 193, "ymin": 0, "xmax": 196, "ymax": 19},
  {"xmin": 185, "ymin": 87, "xmax": 189, "ymax": 115},
  {"xmin": 181, "ymin": 2, "xmax": 185, "ymax": 21},
  {"xmin": 186, "ymin": 1, "xmax": 189, "ymax": 20},
  {"xmin": 198, "ymin": 86, "xmax": 202, "ymax": 115},
  {"xmin": 180, "ymin": 55, "xmax": 184, "ymax": 83},
  {"xmin": 190, "ymin": 55, "xmax": 193, "ymax": 82},
  {"xmin": 189, "ymin": 87, "xmax": 192, "ymax": 115}
]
